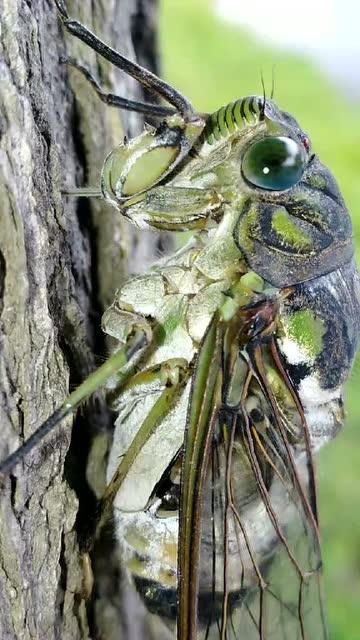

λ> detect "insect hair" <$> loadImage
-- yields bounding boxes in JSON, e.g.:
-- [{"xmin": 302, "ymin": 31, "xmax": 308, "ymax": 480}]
[
  {"xmin": 271, "ymin": 64, "xmax": 276, "ymax": 100},
  {"xmin": 259, "ymin": 67, "xmax": 276, "ymax": 117},
  {"xmin": 260, "ymin": 70, "xmax": 266, "ymax": 120}
]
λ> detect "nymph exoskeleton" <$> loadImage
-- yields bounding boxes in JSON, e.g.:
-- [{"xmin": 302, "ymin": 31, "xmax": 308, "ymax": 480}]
[{"xmin": 1, "ymin": 1, "xmax": 359, "ymax": 639}]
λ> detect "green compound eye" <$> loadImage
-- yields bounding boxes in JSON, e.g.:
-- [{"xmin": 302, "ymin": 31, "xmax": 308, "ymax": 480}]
[{"xmin": 241, "ymin": 136, "xmax": 306, "ymax": 191}]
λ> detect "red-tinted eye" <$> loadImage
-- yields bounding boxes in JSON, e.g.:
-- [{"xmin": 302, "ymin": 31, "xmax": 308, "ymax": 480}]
[{"xmin": 301, "ymin": 135, "xmax": 310, "ymax": 153}]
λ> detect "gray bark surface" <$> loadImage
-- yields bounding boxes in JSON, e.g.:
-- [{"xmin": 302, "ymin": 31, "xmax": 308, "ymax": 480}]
[{"xmin": 0, "ymin": 1, "xmax": 165, "ymax": 638}]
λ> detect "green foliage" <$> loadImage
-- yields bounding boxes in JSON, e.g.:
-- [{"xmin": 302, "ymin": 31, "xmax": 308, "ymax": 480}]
[{"xmin": 160, "ymin": 1, "xmax": 360, "ymax": 637}]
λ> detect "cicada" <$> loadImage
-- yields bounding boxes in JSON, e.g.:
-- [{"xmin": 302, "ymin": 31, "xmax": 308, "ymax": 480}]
[{"xmin": 1, "ymin": 2, "xmax": 359, "ymax": 639}]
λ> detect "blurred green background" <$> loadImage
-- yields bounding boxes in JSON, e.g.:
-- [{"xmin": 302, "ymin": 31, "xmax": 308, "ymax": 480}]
[{"xmin": 160, "ymin": 1, "xmax": 360, "ymax": 637}]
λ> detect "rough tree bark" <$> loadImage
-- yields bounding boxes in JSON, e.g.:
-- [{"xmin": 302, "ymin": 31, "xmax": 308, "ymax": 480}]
[{"xmin": 0, "ymin": 1, "xmax": 167, "ymax": 638}]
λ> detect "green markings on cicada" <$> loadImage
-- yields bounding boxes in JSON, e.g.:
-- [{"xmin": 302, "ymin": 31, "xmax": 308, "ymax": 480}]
[
  {"xmin": 235, "ymin": 201, "xmax": 258, "ymax": 254},
  {"xmin": 281, "ymin": 309, "xmax": 326, "ymax": 362},
  {"xmin": 220, "ymin": 271, "xmax": 265, "ymax": 322},
  {"xmin": 203, "ymin": 96, "xmax": 264, "ymax": 145},
  {"xmin": 237, "ymin": 203, "xmax": 313, "ymax": 258},
  {"xmin": 271, "ymin": 208, "xmax": 313, "ymax": 252}
]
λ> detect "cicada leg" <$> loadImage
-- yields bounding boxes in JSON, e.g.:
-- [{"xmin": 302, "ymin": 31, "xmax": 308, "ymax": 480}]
[
  {"xmin": 54, "ymin": 1, "xmax": 207, "ymax": 212},
  {"xmin": 0, "ymin": 312, "xmax": 153, "ymax": 475},
  {"xmin": 107, "ymin": 185, "xmax": 224, "ymax": 231},
  {"xmin": 60, "ymin": 56, "xmax": 176, "ymax": 118},
  {"xmin": 54, "ymin": 0, "xmax": 194, "ymax": 118},
  {"xmin": 79, "ymin": 357, "xmax": 190, "ymax": 605},
  {"xmin": 87, "ymin": 358, "xmax": 190, "ymax": 545}
]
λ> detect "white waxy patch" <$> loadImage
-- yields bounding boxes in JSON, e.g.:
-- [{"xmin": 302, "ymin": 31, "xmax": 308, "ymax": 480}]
[
  {"xmin": 304, "ymin": 400, "xmax": 343, "ymax": 452},
  {"xmin": 279, "ymin": 337, "xmax": 343, "ymax": 452},
  {"xmin": 278, "ymin": 336, "xmax": 309, "ymax": 365},
  {"xmin": 298, "ymin": 374, "xmax": 341, "ymax": 406}
]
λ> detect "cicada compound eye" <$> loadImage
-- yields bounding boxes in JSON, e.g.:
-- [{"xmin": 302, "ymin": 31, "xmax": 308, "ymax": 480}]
[{"xmin": 241, "ymin": 136, "xmax": 306, "ymax": 191}]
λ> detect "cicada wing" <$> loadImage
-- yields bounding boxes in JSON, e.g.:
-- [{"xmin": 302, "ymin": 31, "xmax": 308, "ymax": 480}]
[
  {"xmin": 177, "ymin": 314, "xmax": 225, "ymax": 640},
  {"xmin": 221, "ymin": 449, "xmax": 328, "ymax": 640},
  {"xmin": 191, "ymin": 340, "xmax": 329, "ymax": 640}
]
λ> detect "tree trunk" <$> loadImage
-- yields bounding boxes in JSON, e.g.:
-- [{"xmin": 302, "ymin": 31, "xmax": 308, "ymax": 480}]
[{"xmin": 0, "ymin": 1, "xmax": 165, "ymax": 638}]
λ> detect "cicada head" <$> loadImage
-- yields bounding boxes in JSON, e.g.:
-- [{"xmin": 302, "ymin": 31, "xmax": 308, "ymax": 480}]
[{"xmin": 220, "ymin": 98, "xmax": 354, "ymax": 287}]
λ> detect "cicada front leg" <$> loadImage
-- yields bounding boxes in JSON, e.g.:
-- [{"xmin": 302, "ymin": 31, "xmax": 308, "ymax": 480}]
[
  {"xmin": 54, "ymin": 0, "xmax": 194, "ymax": 118},
  {"xmin": 106, "ymin": 184, "xmax": 224, "ymax": 231},
  {"xmin": 95, "ymin": 355, "xmax": 190, "ymax": 536},
  {"xmin": 60, "ymin": 56, "xmax": 177, "ymax": 119},
  {"xmin": 85, "ymin": 301, "xmax": 191, "ymax": 542},
  {"xmin": 54, "ymin": 0, "xmax": 218, "ymax": 233}
]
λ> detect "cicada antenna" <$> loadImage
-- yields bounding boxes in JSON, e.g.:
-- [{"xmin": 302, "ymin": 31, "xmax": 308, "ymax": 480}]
[
  {"xmin": 271, "ymin": 64, "xmax": 276, "ymax": 100},
  {"xmin": 260, "ymin": 70, "xmax": 266, "ymax": 120},
  {"xmin": 54, "ymin": 0, "xmax": 195, "ymax": 120}
]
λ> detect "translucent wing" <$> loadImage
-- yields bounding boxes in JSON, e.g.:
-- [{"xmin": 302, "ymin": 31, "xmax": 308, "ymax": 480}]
[
  {"xmin": 197, "ymin": 421, "xmax": 327, "ymax": 639},
  {"xmin": 179, "ymin": 306, "xmax": 329, "ymax": 640}
]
